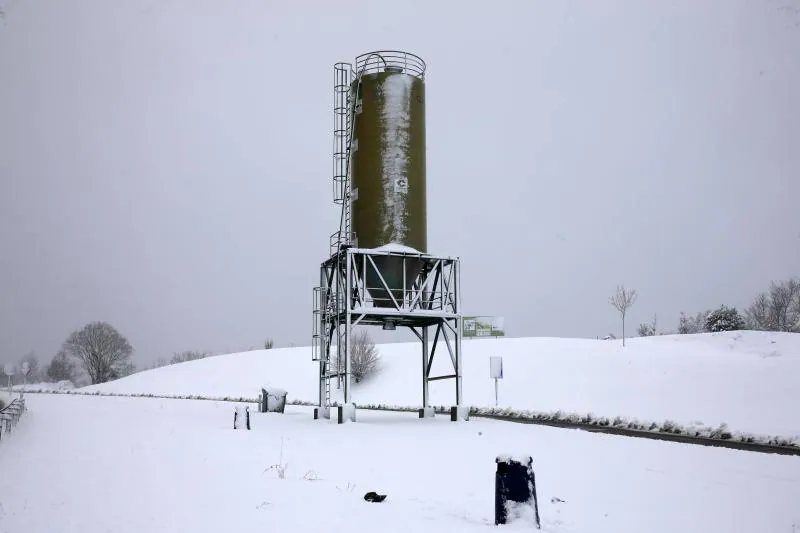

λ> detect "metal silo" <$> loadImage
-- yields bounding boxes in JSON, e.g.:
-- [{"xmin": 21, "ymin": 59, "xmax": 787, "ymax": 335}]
[
  {"xmin": 347, "ymin": 52, "xmax": 427, "ymax": 307},
  {"xmin": 314, "ymin": 50, "xmax": 463, "ymax": 421},
  {"xmin": 349, "ymin": 51, "xmax": 427, "ymax": 253}
]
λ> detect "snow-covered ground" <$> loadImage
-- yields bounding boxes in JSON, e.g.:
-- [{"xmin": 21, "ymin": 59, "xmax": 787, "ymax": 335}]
[
  {"xmin": 82, "ymin": 331, "xmax": 800, "ymax": 438},
  {"xmin": 0, "ymin": 394, "xmax": 797, "ymax": 533}
]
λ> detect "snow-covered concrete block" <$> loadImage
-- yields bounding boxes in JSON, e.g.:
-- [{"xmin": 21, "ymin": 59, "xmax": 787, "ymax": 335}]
[
  {"xmin": 450, "ymin": 405, "xmax": 470, "ymax": 421},
  {"xmin": 337, "ymin": 402, "xmax": 356, "ymax": 423},
  {"xmin": 418, "ymin": 407, "xmax": 435, "ymax": 418},
  {"xmin": 260, "ymin": 387, "xmax": 288, "ymax": 413}
]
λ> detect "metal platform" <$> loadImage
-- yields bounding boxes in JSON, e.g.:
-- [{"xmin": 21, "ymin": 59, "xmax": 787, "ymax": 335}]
[{"xmin": 312, "ymin": 246, "xmax": 462, "ymax": 420}]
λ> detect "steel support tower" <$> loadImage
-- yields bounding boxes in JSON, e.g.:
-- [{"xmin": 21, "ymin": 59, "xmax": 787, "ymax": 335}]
[{"xmin": 312, "ymin": 53, "xmax": 464, "ymax": 422}]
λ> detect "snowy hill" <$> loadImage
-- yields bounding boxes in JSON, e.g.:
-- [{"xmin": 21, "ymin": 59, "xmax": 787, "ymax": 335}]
[{"xmin": 82, "ymin": 331, "xmax": 800, "ymax": 438}]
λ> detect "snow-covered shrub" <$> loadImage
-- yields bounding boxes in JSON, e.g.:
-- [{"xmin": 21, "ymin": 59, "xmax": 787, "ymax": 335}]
[
  {"xmin": 334, "ymin": 329, "xmax": 381, "ymax": 383},
  {"xmin": 638, "ymin": 315, "xmax": 658, "ymax": 336},
  {"xmin": 705, "ymin": 305, "xmax": 745, "ymax": 332},
  {"xmin": 678, "ymin": 311, "xmax": 708, "ymax": 334},
  {"xmin": 637, "ymin": 323, "xmax": 655, "ymax": 336}
]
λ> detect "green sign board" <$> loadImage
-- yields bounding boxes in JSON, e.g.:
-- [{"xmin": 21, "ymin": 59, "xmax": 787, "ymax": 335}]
[{"xmin": 463, "ymin": 316, "xmax": 505, "ymax": 338}]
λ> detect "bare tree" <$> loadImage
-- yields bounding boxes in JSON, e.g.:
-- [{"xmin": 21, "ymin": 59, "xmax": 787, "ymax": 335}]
[
  {"xmin": 264, "ymin": 338, "xmax": 274, "ymax": 349},
  {"xmin": 609, "ymin": 285, "xmax": 638, "ymax": 347},
  {"xmin": 62, "ymin": 322, "xmax": 134, "ymax": 384},
  {"xmin": 769, "ymin": 278, "xmax": 800, "ymax": 332},
  {"xmin": 149, "ymin": 357, "xmax": 169, "ymax": 370},
  {"xmin": 794, "ymin": 283, "xmax": 800, "ymax": 330},
  {"xmin": 746, "ymin": 278, "xmax": 800, "ymax": 332},
  {"xmin": 677, "ymin": 310, "xmax": 708, "ymax": 334},
  {"xmin": 112, "ymin": 361, "xmax": 137, "ymax": 379},
  {"xmin": 336, "ymin": 329, "xmax": 381, "ymax": 383},
  {"xmin": 17, "ymin": 352, "xmax": 41, "ymax": 383},
  {"xmin": 745, "ymin": 293, "xmax": 770, "ymax": 330},
  {"xmin": 46, "ymin": 349, "xmax": 78, "ymax": 383},
  {"xmin": 170, "ymin": 350, "xmax": 210, "ymax": 365}
]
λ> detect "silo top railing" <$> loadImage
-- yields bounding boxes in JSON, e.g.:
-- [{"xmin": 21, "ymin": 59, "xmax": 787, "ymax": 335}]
[{"xmin": 353, "ymin": 51, "xmax": 426, "ymax": 80}]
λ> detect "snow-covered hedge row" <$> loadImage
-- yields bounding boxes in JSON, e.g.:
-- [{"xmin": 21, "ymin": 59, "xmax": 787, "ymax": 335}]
[
  {"xmin": 464, "ymin": 405, "xmax": 800, "ymax": 448},
  {"xmin": 22, "ymin": 388, "xmax": 259, "ymax": 403},
  {"xmin": 329, "ymin": 402, "xmax": 800, "ymax": 449},
  {"xmin": 23, "ymin": 389, "xmax": 799, "ymax": 450}
]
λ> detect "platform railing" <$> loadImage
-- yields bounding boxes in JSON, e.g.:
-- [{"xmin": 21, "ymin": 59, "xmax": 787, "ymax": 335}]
[{"xmin": 353, "ymin": 50, "xmax": 426, "ymax": 79}]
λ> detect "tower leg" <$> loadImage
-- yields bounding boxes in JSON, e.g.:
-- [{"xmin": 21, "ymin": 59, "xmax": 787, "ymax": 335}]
[
  {"xmin": 422, "ymin": 325, "xmax": 429, "ymax": 408},
  {"xmin": 339, "ymin": 250, "xmax": 355, "ymax": 423},
  {"xmin": 344, "ymin": 252, "xmax": 352, "ymax": 406},
  {"xmin": 419, "ymin": 325, "xmax": 435, "ymax": 418},
  {"xmin": 455, "ymin": 318, "xmax": 462, "ymax": 406},
  {"xmin": 319, "ymin": 359, "xmax": 325, "ymax": 408}
]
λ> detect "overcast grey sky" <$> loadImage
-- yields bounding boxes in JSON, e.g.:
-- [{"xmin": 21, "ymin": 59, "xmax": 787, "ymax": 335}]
[{"xmin": 1, "ymin": 0, "xmax": 798, "ymax": 367}]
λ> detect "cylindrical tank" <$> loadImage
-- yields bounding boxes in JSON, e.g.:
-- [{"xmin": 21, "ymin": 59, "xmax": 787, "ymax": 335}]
[
  {"xmin": 348, "ymin": 51, "xmax": 427, "ymax": 308},
  {"xmin": 350, "ymin": 51, "xmax": 427, "ymax": 252}
]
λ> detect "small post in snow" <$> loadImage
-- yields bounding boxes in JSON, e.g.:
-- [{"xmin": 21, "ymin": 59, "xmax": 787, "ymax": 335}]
[{"xmin": 489, "ymin": 356, "xmax": 503, "ymax": 406}]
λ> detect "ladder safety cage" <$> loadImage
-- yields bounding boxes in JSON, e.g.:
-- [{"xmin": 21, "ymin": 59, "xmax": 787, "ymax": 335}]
[{"xmin": 332, "ymin": 62, "xmax": 351, "ymax": 206}]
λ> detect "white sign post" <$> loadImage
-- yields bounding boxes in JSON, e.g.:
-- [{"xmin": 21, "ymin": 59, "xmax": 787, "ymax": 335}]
[
  {"xmin": 489, "ymin": 356, "xmax": 503, "ymax": 406},
  {"xmin": 3, "ymin": 363, "xmax": 14, "ymax": 396}
]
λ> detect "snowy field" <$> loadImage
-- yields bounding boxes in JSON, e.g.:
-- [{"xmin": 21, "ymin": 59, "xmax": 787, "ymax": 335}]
[
  {"xmin": 82, "ymin": 331, "xmax": 800, "ymax": 438},
  {"xmin": 0, "ymin": 394, "xmax": 797, "ymax": 533}
]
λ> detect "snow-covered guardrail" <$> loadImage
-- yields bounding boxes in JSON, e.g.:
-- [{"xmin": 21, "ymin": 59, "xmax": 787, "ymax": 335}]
[
  {"xmin": 0, "ymin": 398, "xmax": 27, "ymax": 443},
  {"xmin": 21, "ymin": 388, "xmax": 800, "ymax": 456}
]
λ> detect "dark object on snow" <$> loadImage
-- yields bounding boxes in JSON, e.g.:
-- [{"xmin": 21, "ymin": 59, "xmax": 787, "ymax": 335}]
[
  {"xmin": 495, "ymin": 455, "xmax": 540, "ymax": 528},
  {"xmin": 363, "ymin": 491, "xmax": 387, "ymax": 503},
  {"xmin": 233, "ymin": 406, "xmax": 251, "ymax": 430}
]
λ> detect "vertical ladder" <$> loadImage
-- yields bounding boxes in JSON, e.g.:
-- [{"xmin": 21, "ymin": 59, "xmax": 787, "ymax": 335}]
[
  {"xmin": 324, "ymin": 360, "xmax": 331, "ymax": 406},
  {"xmin": 335, "ymin": 260, "xmax": 346, "ymax": 390},
  {"xmin": 333, "ymin": 63, "xmax": 352, "ymax": 249},
  {"xmin": 311, "ymin": 287, "xmax": 326, "ymax": 361}
]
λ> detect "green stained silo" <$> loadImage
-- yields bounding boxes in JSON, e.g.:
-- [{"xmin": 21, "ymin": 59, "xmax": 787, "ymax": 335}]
[
  {"xmin": 350, "ymin": 54, "xmax": 427, "ymax": 253},
  {"xmin": 348, "ymin": 52, "xmax": 427, "ymax": 308}
]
